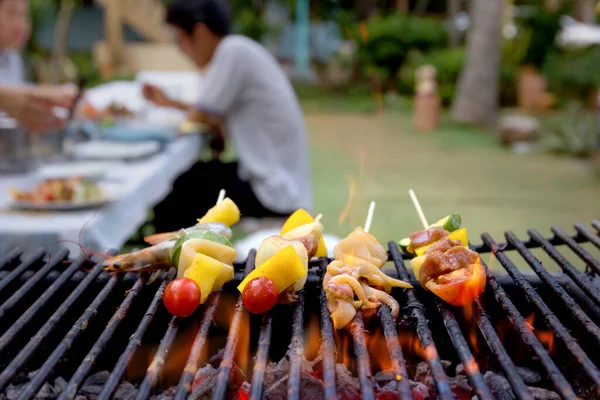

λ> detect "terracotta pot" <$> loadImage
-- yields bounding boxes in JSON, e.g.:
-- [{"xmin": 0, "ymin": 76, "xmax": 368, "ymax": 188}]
[
  {"xmin": 413, "ymin": 94, "xmax": 441, "ymax": 132},
  {"xmin": 518, "ymin": 67, "xmax": 547, "ymax": 111}
]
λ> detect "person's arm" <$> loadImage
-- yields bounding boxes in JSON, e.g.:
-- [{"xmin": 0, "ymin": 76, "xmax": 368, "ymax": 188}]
[{"xmin": 0, "ymin": 85, "xmax": 74, "ymax": 133}]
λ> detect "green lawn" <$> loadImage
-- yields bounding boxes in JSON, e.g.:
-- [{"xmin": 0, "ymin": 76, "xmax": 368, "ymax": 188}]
[{"xmin": 304, "ymin": 102, "xmax": 600, "ymax": 272}]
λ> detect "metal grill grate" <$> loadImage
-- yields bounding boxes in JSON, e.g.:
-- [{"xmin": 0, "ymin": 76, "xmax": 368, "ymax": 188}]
[{"xmin": 0, "ymin": 220, "xmax": 598, "ymax": 399}]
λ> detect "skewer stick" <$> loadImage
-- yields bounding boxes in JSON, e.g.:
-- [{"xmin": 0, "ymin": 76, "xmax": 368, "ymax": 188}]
[
  {"xmin": 314, "ymin": 214, "xmax": 323, "ymax": 223},
  {"xmin": 409, "ymin": 189, "xmax": 429, "ymax": 230},
  {"xmin": 216, "ymin": 189, "xmax": 226, "ymax": 205},
  {"xmin": 364, "ymin": 201, "xmax": 376, "ymax": 233}
]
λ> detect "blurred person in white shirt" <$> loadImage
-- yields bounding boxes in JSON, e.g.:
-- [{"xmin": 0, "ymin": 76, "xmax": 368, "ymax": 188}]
[
  {"xmin": 0, "ymin": 0, "xmax": 74, "ymax": 132},
  {"xmin": 143, "ymin": 0, "xmax": 312, "ymax": 233}
]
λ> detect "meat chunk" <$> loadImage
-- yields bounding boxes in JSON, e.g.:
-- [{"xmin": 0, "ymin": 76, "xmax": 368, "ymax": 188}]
[
  {"xmin": 423, "ymin": 237, "xmax": 463, "ymax": 255},
  {"xmin": 420, "ymin": 246, "xmax": 479, "ymax": 286},
  {"xmin": 407, "ymin": 226, "xmax": 449, "ymax": 253}
]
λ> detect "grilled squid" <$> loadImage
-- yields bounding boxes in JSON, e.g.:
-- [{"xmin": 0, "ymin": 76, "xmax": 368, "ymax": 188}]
[
  {"xmin": 238, "ymin": 214, "xmax": 325, "ymax": 314},
  {"xmin": 324, "ymin": 227, "xmax": 412, "ymax": 330}
]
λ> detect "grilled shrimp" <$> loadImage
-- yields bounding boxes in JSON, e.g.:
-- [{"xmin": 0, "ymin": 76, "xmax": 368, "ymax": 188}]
[
  {"xmin": 144, "ymin": 222, "xmax": 233, "ymax": 245},
  {"xmin": 103, "ymin": 240, "xmax": 175, "ymax": 273}
]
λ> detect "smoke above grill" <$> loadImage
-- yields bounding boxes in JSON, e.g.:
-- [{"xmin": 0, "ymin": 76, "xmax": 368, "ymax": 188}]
[{"xmin": 0, "ymin": 221, "xmax": 598, "ymax": 399}]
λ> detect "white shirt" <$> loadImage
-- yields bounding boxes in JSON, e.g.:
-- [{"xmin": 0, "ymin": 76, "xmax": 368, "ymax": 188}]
[
  {"xmin": 196, "ymin": 35, "xmax": 312, "ymax": 214},
  {"xmin": 0, "ymin": 50, "xmax": 24, "ymax": 85}
]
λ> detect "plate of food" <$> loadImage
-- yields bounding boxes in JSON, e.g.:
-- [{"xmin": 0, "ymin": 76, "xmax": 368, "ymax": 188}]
[
  {"xmin": 37, "ymin": 161, "xmax": 123, "ymax": 180},
  {"xmin": 9, "ymin": 177, "xmax": 115, "ymax": 211},
  {"xmin": 72, "ymin": 140, "xmax": 163, "ymax": 161}
]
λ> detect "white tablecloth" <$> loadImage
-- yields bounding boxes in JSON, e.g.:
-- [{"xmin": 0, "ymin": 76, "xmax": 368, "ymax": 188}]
[{"xmin": 0, "ymin": 134, "xmax": 202, "ymax": 259}]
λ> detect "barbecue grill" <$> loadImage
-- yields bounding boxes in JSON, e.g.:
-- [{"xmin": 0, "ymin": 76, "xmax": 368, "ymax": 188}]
[{"xmin": 0, "ymin": 221, "xmax": 599, "ymax": 400}]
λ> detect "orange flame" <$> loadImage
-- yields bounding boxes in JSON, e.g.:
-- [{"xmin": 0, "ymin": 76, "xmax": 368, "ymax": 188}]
[
  {"xmin": 462, "ymin": 302, "xmax": 479, "ymax": 354},
  {"xmin": 304, "ymin": 315, "xmax": 321, "ymax": 361},
  {"xmin": 365, "ymin": 329, "xmax": 392, "ymax": 371},
  {"xmin": 524, "ymin": 313, "xmax": 555, "ymax": 354},
  {"xmin": 398, "ymin": 332, "xmax": 425, "ymax": 359},
  {"xmin": 339, "ymin": 175, "xmax": 357, "ymax": 225}
]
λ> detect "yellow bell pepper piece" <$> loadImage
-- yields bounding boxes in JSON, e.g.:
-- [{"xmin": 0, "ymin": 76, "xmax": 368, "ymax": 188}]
[
  {"xmin": 197, "ymin": 197, "xmax": 240, "ymax": 227},
  {"xmin": 415, "ymin": 228, "xmax": 469, "ymax": 257},
  {"xmin": 238, "ymin": 246, "xmax": 307, "ymax": 294},
  {"xmin": 281, "ymin": 209, "xmax": 327, "ymax": 257},
  {"xmin": 178, "ymin": 239, "xmax": 237, "ymax": 278},
  {"xmin": 410, "ymin": 255, "xmax": 426, "ymax": 279},
  {"xmin": 184, "ymin": 253, "xmax": 223, "ymax": 304}
]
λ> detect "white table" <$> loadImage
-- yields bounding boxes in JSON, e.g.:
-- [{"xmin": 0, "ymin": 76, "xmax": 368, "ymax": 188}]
[{"xmin": 0, "ymin": 134, "xmax": 202, "ymax": 259}]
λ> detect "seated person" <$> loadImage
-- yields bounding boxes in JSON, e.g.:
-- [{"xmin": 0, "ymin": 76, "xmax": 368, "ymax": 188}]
[
  {"xmin": 0, "ymin": 0, "xmax": 74, "ymax": 132},
  {"xmin": 143, "ymin": 0, "xmax": 313, "ymax": 233}
]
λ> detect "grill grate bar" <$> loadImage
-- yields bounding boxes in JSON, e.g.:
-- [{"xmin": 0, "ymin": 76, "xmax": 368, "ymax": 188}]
[
  {"xmin": 0, "ymin": 248, "xmax": 22, "ymax": 271},
  {"xmin": 17, "ymin": 275, "xmax": 120, "ymax": 400},
  {"xmin": 528, "ymin": 228, "xmax": 600, "ymax": 308},
  {"xmin": 436, "ymin": 302, "xmax": 493, "ymax": 400},
  {"xmin": 99, "ymin": 269, "xmax": 175, "ymax": 400},
  {"xmin": 378, "ymin": 305, "xmax": 414, "ymax": 400},
  {"xmin": 174, "ymin": 291, "xmax": 222, "ymax": 400},
  {"xmin": 483, "ymin": 233, "xmax": 600, "ymax": 391},
  {"xmin": 507, "ymin": 231, "xmax": 600, "ymax": 344},
  {"xmin": 0, "ymin": 256, "xmax": 85, "ymax": 355},
  {"xmin": 574, "ymin": 223, "xmax": 600, "ymax": 250},
  {"xmin": 0, "ymin": 249, "xmax": 69, "ymax": 321},
  {"xmin": 318, "ymin": 259, "xmax": 338, "ymax": 400},
  {"xmin": 211, "ymin": 250, "xmax": 256, "ymax": 400},
  {"xmin": 0, "ymin": 249, "xmax": 45, "ymax": 296},
  {"xmin": 287, "ymin": 290, "xmax": 305, "ymax": 400},
  {"xmin": 593, "ymin": 220, "xmax": 600, "ymax": 232},
  {"xmin": 552, "ymin": 226, "xmax": 600, "ymax": 275},
  {"xmin": 58, "ymin": 277, "xmax": 146, "ymax": 400},
  {"xmin": 135, "ymin": 316, "xmax": 181, "ymax": 400},
  {"xmin": 0, "ymin": 255, "xmax": 114, "ymax": 393},
  {"xmin": 481, "ymin": 251, "xmax": 579, "ymax": 399},
  {"xmin": 388, "ymin": 242, "xmax": 454, "ymax": 400},
  {"xmin": 475, "ymin": 300, "xmax": 534, "ymax": 400},
  {"xmin": 350, "ymin": 312, "xmax": 375, "ymax": 400},
  {"xmin": 249, "ymin": 313, "xmax": 274, "ymax": 400}
]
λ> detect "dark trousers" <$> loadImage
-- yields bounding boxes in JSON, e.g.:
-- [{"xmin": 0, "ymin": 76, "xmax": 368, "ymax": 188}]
[{"xmin": 153, "ymin": 160, "xmax": 291, "ymax": 233}]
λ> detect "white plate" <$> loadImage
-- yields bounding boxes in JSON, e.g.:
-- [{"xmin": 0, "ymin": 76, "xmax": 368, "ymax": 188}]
[
  {"xmin": 37, "ymin": 161, "xmax": 125, "ymax": 180},
  {"xmin": 9, "ymin": 182, "xmax": 122, "ymax": 211},
  {"xmin": 72, "ymin": 140, "xmax": 162, "ymax": 160}
]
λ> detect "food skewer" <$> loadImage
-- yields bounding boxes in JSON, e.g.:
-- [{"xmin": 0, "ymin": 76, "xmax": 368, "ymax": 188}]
[
  {"xmin": 237, "ymin": 209, "xmax": 326, "ymax": 314},
  {"xmin": 324, "ymin": 201, "xmax": 412, "ymax": 330},
  {"xmin": 403, "ymin": 189, "xmax": 487, "ymax": 307}
]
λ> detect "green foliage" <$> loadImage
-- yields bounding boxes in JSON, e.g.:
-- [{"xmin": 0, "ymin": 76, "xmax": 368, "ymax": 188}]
[
  {"xmin": 539, "ymin": 103, "xmax": 598, "ymax": 159},
  {"xmin": 519, "ymin": 4, "xmax": 570, "ymax": 69},
  {"xmin": 543, "ymin": 47, "xmax": 600, "ymax": 101},
  {"xmin": 232, "ymin": 7, "xmax": 267, "ymax": 41},
  {"xmin": 353, "ymin": 14, "xmax": 447, "ymax": 84}
]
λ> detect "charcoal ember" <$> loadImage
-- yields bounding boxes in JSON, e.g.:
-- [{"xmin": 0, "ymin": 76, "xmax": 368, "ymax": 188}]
[
  {"xmin": 150, "ymin": 386, "xmax": 177, "ymax": 400},
  {"xmin": 114, "ymin": 381, "xmax": 137, "ymax": 400},
  {"xmin": 1, "ymin": 384, "xmax": 22, "ymax": 400},
  {"xmin": 264, "ymin": 371, "xmax": 323, "ymax": 400},
  {"xmin": 528, "ymin": 387, "xmax": 560, "ymax": 400},
  {"xmin": 36, "ymin": 382, "xmax": 58, "ymax": 399},
  {"xmin": 374, "ymin": 370, "xmax": 396, "ymax": 386},
  {"xmin": 208, "ymin": 349, "xmax": 225, "ymax": 366},
  {"xmin": 516, "ymin": 367, "xmax": 542, "ymax": 385},
  {"xmin": 414, "ymin": 362, "xmax": 435, "ymax": 388},
  {"xmin": 451, "ymin": 365, "xmax": 473, "ymax": 399},
  {"xmin": 190, "ymin": 365, "xmax": 218, "ymax": 400},
  {"xmin": 335, "ymin": 364, "xmax": 360, "ymax": 400},
  {"xmin": 380, "ymin": 380, "xmax": 430, "ymax": 400},
  {"xmin": 80, "ymin": 371, "xmax": 110, "ymax": 397},
  {"xmin": 483, "ymin": 371, "xmax": 516, "ymax": 400},
  {"xmin": 264, "ymin": 357, "xmax": 289, "ymax": 389}
]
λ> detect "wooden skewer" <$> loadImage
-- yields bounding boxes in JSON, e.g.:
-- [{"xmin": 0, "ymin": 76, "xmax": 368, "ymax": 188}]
[
  {"xmin": 216, "ymin": 189, "xmax": 226, "ymax": 205},
  {"xmin": 364, "ymin": 201, "xmax": 376, "ymax": 233},
  {"xmin": 314, "ymin": 214, "xmax": 323, "ymax": 223},
  {"xmin": 409, "ymin": 189, "xmax": 429, "ymax": 230}
]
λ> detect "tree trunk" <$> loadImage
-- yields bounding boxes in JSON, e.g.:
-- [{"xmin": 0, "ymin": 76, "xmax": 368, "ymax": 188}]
[
  {"xmin": 448, "ymin": 0, "xmax": 461, "ymax": 47},
  {"xmin": 451, "ymin": 0, "xmax": 505, "ymax": 126},
  {"xmin": 396, "ymin": 0, "xmax": 409, "ymax": 14}
]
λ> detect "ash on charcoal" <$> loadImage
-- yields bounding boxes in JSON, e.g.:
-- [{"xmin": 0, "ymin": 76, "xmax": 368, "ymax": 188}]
[
  {"xmin": 150, "ymin": 387, "xmax": 177, "ymax": 400},
  {"xmin": 113, "ymin": 381, "xmax": 137, "ymax": 400},
  {"xmin": 516, "ymin": 367, "xmax": 542, "ymax": 385},
  {"xmin": 189, "ymin": 365, "xmax": 218, "ymax": 400},
  {"xmin": 483, "ymin": 371, "xmax": 560, "ymax": 400},
  {"xmin": 264, "ymin": 371, "xmax": 324, "ymax": 400},
  {"xmin": 54, "ymin": 377, "xmax": 68, "ymax": 392},
  {"xmin": 79, "ymin": 371, "xmax": 110, "ymax": 397}
]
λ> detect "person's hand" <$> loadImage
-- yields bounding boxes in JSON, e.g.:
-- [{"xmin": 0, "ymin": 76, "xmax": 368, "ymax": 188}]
[
  {"xmin": 142, "ymin": 83, "xmax": 173, "ymax": 107},
  {"xmin": 0, "ymin": 85, "xmax": 75, "ymax": 133}
]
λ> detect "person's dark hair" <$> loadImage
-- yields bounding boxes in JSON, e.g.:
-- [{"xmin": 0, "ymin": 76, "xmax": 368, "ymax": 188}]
[{"xmin": 166, "ymin": 0, "xmax": 230, "ymax": 37}]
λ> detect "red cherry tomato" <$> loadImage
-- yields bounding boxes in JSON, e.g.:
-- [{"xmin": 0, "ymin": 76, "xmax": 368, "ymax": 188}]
[
  {"xmin": 424, "ymin": 263, "xmax": 486, "ymax": 307},
  {"xmin": 242, "ymin": 277, "xmax": 278, "ymax": 314},
  {"xmin": 163, "ymin": 277, "xmax": 201, "ymax": 317}
]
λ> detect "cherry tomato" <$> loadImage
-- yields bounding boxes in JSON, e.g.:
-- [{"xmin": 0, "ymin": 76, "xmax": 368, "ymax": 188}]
[
  {"xmin": 163, "ymin": 277, "xmax": 201, "ymax": 317},
  {"xmin": 242, "ymin": 277, "xmax": 278, "ymax": 314},
  {"xmin": 424, "ymin": 263, "xmax": 486, "ymax": 307}
]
